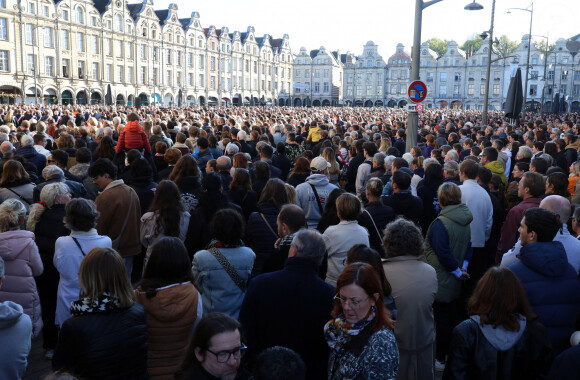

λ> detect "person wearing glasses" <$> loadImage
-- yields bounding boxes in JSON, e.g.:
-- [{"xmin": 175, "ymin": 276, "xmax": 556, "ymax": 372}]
[
  {"xmin": 325, "ymin": 262, "xmax": 398, "ymax": 380},
  {"xmin": 176, "ymin": 312, "xmax": 250, "ymax": 380}
]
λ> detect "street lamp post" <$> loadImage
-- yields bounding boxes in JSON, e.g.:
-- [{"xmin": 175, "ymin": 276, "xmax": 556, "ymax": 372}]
[
  {"xmin": 406, "ymin": 0, "xmax": 444, "ymax": 152},
  {"xmin": 507, "ymin": 3, "xmax": 533, "ymax": 112},
  {"xmin": 465, "ymin": 0, "xmax": 495, "ymax": 127}
]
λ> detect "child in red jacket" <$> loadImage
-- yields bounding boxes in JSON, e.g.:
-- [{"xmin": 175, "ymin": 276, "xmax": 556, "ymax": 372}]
[{"xmin": 116, "ymin": 113, "xmax": 151, "ymax": 154}]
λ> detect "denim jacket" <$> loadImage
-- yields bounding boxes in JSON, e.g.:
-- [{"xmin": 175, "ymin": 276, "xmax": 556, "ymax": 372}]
[{"xmin": 192, "ymin": 246, "xmax": 255, "ymax": 319}]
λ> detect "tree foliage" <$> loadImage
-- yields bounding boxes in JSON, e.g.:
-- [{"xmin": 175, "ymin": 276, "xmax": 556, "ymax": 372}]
[
  {"xmin": 495, "ymin": 35, "xmax": 518, "ymax": 56},
  {"xmin": 460, "ymin": 34, "xmax": 483, "ymax": 58},
  {"xmin": 426, "ymin": 38, "xmax": 449, "ymax": 57},
  {"xmin": 536, "ymin": 40, "xmax": 556, "ymax": 56}
]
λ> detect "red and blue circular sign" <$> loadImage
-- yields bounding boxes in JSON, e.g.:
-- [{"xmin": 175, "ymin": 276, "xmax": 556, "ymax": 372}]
[{"xmin": 408, "ymin": 80, "xmax": 427, "ymax": 103}]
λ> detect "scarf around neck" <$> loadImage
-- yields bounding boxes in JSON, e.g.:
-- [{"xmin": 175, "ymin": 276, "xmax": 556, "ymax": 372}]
[
  {"xmin": 70, "ymin": 293, "xmax": 123, "ymax": 316},
  {"xmin": 207, "ymin": 239, "xmax": 243, "ymax": 249},
  {"xmin": 324, "ymin": 306, "xmax": 376, "ymax": 352}
]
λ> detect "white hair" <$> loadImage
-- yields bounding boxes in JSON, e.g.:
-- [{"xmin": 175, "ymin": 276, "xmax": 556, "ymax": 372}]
[{"xmin": 20, "ymin": 134, "xmax": 34, "ymax": 147}]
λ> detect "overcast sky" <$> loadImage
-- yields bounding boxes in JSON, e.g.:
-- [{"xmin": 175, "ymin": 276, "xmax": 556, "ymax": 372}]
[{"xmin": 153, "ymin": 0, "xmax": 579, "ymax": 57}]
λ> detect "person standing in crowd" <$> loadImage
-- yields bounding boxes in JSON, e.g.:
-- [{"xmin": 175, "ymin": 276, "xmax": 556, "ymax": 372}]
[
  {"xmin": 383, "ymin": 218, "xmax": 438, "ymax": 379},
  {"xmin": 52, "ymin": 247, "xmax": 148, "ymax": 379},
  {"xmin": 192, "ymin": 208, "xmax": 255, "ymax": 319},
  {"xmin": 325, "ymin": 262, "xmax": 399, "ymax": 379},
  {"xmin": 296, "ymin": 157, "xmax": 338, "ymax": 229},
  {"xmin": 263, "ymin": 204, "xmax": 307, "ymax": 273},
  {"xmin": 240, "ymin": 229, "xmax": 334, "ymax": 380},
  {"xmin": 497, "ymin": 171, "xmax": 544, "ymax": 263},
  {"xmin": 357, "ymin": 177, "xmax": 394, "ymax": 257},
  {"xmin": 444, "ymin": 266, "xmax": 553, "ymax": 379},
  {"xmin": 508, "ymin": 207, "xmax": 580, "ymax": 354},
  {"xmin": 175, "ymin": 312, "xmax": 250, "ymax": 380},
  {"xmin": 88, "ymin": 158, "xmax": 141, "ymax": 278},
  {"xmin": 0, "ymin": 256, "xmax": 33, "ymax": 380},
  {"xmin": 458, "ymin": 159, "xmax": 493, "ymax": 282},
  {"xmin": 382, "ymin": 170, "xmax": 423, "ymax": 225},
  {"xmin": 53, "ymin": 198, "xmax": 112, "ymax": 327},
  {"xmin": 26, "ymin": 183, "xmax": 71, "ymax": 359},
  {"xmin": 135, "ymin": 237, "xmax": 202, "ymax": 380},
  {"xmin": 0, "ymin": 199, "xmax": 43, "ymax": 339},
  {"xmin": 324, "ymin": 193, "xmax": 369, "ymax": 287},
  {"xmin": 423, "ymin": 183, "xmax": 473, "ymax": 371}
]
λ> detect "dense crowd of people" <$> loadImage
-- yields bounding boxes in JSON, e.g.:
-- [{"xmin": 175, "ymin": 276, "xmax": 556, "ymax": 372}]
[{"xmin": 0, "ymin": 103, "xmax": 580, "ymax": 379}]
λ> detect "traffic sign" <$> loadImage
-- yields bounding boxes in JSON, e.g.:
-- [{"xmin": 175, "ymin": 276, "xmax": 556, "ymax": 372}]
[
  {"xmin": 408, "ymin": 80, "xmax": 427, "ymax": 103},
  {"xmin": 416, "ymin": 104, "xmax": 424, "ymax": 112}
]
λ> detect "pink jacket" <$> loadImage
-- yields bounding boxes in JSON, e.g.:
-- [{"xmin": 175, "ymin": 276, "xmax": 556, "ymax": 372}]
[{"xmin": 0, "ymin": 230, "xmax": 43, "ymax": 338}]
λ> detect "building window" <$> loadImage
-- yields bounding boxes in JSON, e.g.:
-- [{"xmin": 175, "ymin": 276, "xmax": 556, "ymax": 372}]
[
  {"xmin": 529, "ymin": 84, "xmax": 537, "ymax": 96},
  {"xmin": 62, "ymin": 58, "xmax": 70, "ymax": 78},
  {"xmin": 480, "ymin": 84, "xmax": 486, "ymax": 95},
  {"xmin": 78, "ymin": 61, "xmax": 85, "ymax": 79},
  {"xmin": 0, "ymin": 50, "xmax": 9, "ymax": 72},
  {"xmin": 188, "ymin": 73, "xmax": 193, "ymax": 86},
  {"xmin": 468, "ymin": 83, "xmax": 474, "ymax": 95},
  {"xmin": 115, "ymin": 40, "xmax": 122, "ymax": 58},
  {"xmin": 199, "ymin": 55, "xmax": 205, "ymax": 69},
  {"xmin": 127, "ymin": 66, "xmax": 133, "ymax": 83},
  {"xmin": 140, "ymin": 66, "xmax": 146, "ymax": 84},
  {"xmin": 493, "ymin": 84, "xmax": 500, "ymax": 96},
  {"xmin": 27, "ymin": 54, "xmax": 35, "ymax": 74},
  {"xmin": 115, "ymin": 14, "xmax": 122, "ymax": 33},
  {"xmin": 28, "ymin": 2, "xmax": 35, "ymax": 14},
  {"xmin": 153, "ymin": 47, "xmax": 158, "ymax": 62},
  {"xmin": 126, "ymin": 42, "xmax": 133, "ymax": 59},
  {"xmin": 0, "ymin": 18, "xmax": 7, "ymax": 40},
  {"xmin": 91, "ymin": 16, "xmax": 97, "ymax": 27},
  {"xmin": 77, "ymin": 32, "xmax": 84, "ymax": 52},
  {"xmin": 440, "ymin": 72, "xmax": 447, "ymax": 82},
  {"xmin": 314, "ymin": 82, "xmax": 319, "ymax": 93},
  {"xmin": 92, "ymin": 62, "xmax": 99, "ymax": 80},
  {"xmin": 140, "ymin": 44, "xmax": 146, "ymax": 60},
  {"xmin": 61, "ymin": 30, "xmax": 69, "ymax": 50},
  {"xmin": 188, "ymin": 52, "xmax": 193, "ymax": 68},
  {"xmin": 177, "ymin": 51, "xmax": 181, "ymax": 66},
  {"xmin": 210, "ymin": 75, "xmax": 215, "ymax": 90},
  {"xmin": 76, "ymin": 7, "xmax": 84, "ymax": 24},
  {"xmin": 91, "ymin": 35, "xmax": 98, "ymax": 54},
  {"xmin": 166, "ymin": 70, "xmax": 172, "ymax": 86},
  {"xmin": 166, "ymin": 49, "xmax": 171, "ymax": 64},
  {"xmin": 104, "ymin": 38, "xmax": 111, "ymax": 56},
  {"xmin": 210, "ymin": 57, "xmax": 216, "ymax": 71},
  {"xmin": 153, "ymin": 68, "xmax": 158, "ymax": 85},
  {"xmin": 45, "ymin": 57, "xmax": 54, "ymax": 76},
  {"xmin": 62, "ymin": 9, "xmax": 68, "ymax": 21},
  {"xmin": 43, "ymin": 27, "xmax": 54, "ymax": 48},
  {"xmin": 199, "ymin": 74, "xmax": 204, "ymax": 87},
  {"xmin": 25, "ymin": 24, "xmax": 34, "ymax": 45},
  {"xmin": 439, "ymin": 85, "xmax": 446, "ymax": 96},
  {"xmin": 116, "ymin": 65, "xmax": 123, "ymax": 82}
]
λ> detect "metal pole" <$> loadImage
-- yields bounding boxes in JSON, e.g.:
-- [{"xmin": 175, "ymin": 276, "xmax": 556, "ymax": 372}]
[
  {"xmin": 540, "ymin": 35, "xmax": 548, "ymax": 116},
  {"xmin": 482, "ymin": 0, "xmax": 495, "ymax": 126},
  {"xmin": 407, "ymin": 0, "xmax": 443, "ymax": 152},
  {"xmin": 522, "ymin": 4, "xmax": 533, "ymax": 111}
]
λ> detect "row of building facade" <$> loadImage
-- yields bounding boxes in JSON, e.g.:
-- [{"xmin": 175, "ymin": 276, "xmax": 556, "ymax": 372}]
[{"xmin": 0, "ymin": 0, "xmax": 578, "ymax": 112}]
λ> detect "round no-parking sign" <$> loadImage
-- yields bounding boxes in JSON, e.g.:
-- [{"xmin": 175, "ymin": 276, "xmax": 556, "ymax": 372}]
[{"xmin": 408, "ymin": 81, "xmax": 427, "ymax": 103}]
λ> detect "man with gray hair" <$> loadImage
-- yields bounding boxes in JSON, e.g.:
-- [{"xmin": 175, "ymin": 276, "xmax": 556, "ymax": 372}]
[
  {"xmin": 33, "ymin": 165, "xmax": 87, "ymax": 202},
  {"xmin": 239, "ymin": 228, "xmax": 334, "ymax": 380},
  {"xmin": 216, "ymin": 155, "xmax": 233, "ymax": 189},
  {"xmin": 501, "ymin": 195, "xmax": 580, "ymax": 274},
  {"xmin": 15, "ymin": 134, "xmax": 46, "ymax": 177},
  {"xmin": 0, "ymin": 141, "xmax": 14, "ymax": 177},
  {"xmin": 0, "ymin": 256, "xmax": 33, "ymax": 379}
]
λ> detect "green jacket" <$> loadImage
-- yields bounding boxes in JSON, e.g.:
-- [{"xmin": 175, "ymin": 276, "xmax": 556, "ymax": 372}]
[
  {"xmin": 485, "ymin": 160, "xmax": 508, "ymax": 188},
  {"xmin": 425, "ymin": 203, "xmax": 473, "ymax": 303}
]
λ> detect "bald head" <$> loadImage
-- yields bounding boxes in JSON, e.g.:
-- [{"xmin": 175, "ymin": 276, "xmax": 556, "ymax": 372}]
[
  {"xmin": 0, "ymin": 141, "xmax": 13, "ymax": 155},
  {"xmin": 216, "ymin": 155, "xmax": 232, "ymax": 171},
  {"xmin": 540, "ymin": 195, "xmax": 571, "ymax": 225}
]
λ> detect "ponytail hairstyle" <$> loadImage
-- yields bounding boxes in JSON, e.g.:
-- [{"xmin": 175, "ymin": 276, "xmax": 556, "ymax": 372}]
[
  {"xmin": 0, "ymin": 199, "xmax": 27, "ymax": 232},
  {"xmin": 27, "ymin": 182, "xmax": 69, "ymax": 232}
]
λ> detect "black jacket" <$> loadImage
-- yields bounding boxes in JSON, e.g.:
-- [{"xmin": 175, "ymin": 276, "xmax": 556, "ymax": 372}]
[
  {"xmin": 357, "ymin": 201, "xmax": 394, "ymax": 257},
  {"xmin": 226, "ymin": 187, "xmax": 259, "ymax": 220},
  {"xmin": 33, "ymin": 175, "xmax": 87, "ymax": 203},
  {"xmin": 126, "ymin": 175, "xmax": 157, "ymax": 216},
  {"xmin": 239, "ymin": 257, "xmax": 335, "ymax": 380},
  {"xmin": 417, "ymin": 179, "xmax": 444, "ymax": 234},
  {"xmin": 344, "ymin": 153, "xmax": 365, "ymax": 192},
  {"xmin": 245, "ymin": 202, "xmax": 280, "ymax": 277},
  {"xmin": 52, "ymin": 303, "xmax": 149, "ymax": 380},
  {"xmin": 444, "ymin": 318, "xmax": 552, "ymax": 380},
  {"xmin": 382, "ymin": 192, "xmax": 423, "ymax": 225}
]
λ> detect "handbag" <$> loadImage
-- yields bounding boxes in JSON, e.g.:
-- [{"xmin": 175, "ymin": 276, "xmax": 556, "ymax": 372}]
[
  {"xmin": 209, "ymin": 247, "xmax": 247, "ymax": 292},
  {"xmin": 309, "ymin": 183, "xmax": 324, "ymax": 214},
  {"xmin": 364, "ymin": 209, "xmax": 382, "ymax": 240}
]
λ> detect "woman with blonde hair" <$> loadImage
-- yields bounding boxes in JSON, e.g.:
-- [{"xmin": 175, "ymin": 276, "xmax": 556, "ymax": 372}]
[
  {"xmin": 52, "ymin": 247, "xmax": 148, "ymax": 379},
  {"xmin": 0, "ymin": 199, "xmax": 43, "ymax": 338},
  {"xmin": 0, "ymin": 160, "xmax": 35, "ymax": 210},
  {"xmin": 27, "ymin": 183, "xmax": 71, "ymax": 358},
  {"xmin": 379, "ymin": 138, "xmax": 392, "ymax": 154},
  {"xmin": 322, "ymin": 147, "xmax": 340, "ymax": 186}
]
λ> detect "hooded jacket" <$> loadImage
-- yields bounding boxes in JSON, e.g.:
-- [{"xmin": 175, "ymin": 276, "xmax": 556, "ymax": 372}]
[
  {"xmin": 116, "ymin": 120, "xmax": 152, "ymax": 153},
  {"xmin": 0, "ymin": 301, "xmax": 32, "ymax": 379},
  {"xmin": 296, "ymin": 174, "xmax": 338, "ymax": 229},
  {"xmin": 136, "ymin": 283, "xmax": 200, "ymax": 380},
  {"xmin": 425, "ymin": 203, "xmax": 473, "ymax": 303},
  {"xmin": 0, "ymin": 230, "xmax": 43, "ymax": 338},
  {"xmin": 485, "ymin": 160, "xmax": 508, "ymax": 188},
  {"xmin": 509, "ymin": 241, "xmax": 580, "ymax": 353}
]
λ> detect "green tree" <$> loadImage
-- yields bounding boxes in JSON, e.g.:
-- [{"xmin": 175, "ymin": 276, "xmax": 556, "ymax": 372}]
[
  {"xmin": 426, "ymin": 38, "xmax": 449, "ymax": 57},
  {"xmin": 495, "ymin": 35, "xmax": 518, "ymax": 57},
  {"xmin": 460, "ymin": 34, "xmax": 483, "ymax": 58},
  {"xmin": 536, "ymin": 39, "xmax": 556, "ymax": 56}
]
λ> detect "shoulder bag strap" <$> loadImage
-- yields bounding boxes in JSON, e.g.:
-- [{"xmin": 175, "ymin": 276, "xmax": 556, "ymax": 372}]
[
  {"xmin": 260, "ymin": 213, "xmax": 279, "ymax": 239},
  {"xmin": 208, "ymin": 247, "xmax": 247, "ymax": 292},
  {"xmin": 364, "ymin": 209, "xmax": 382, "ymax": 240},
  {"xmin": 71, "ymin": 236, "xmax": 87, "ymax": 257},
  {"xmin": 308, "ymin": 183, "xmax": 324, "ymax": 214},
  {"xmin": 6, "ymin": 188, "xmax": 31, "ymax": 205},
  {"xmin": 111, "ymin": 190, "xmax": 135, "ymax": 248}
]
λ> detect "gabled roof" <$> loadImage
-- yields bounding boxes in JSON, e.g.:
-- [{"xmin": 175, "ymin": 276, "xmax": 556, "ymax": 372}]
[
  {"xmin": 309, "ymin": 49, "xmax": 320, "ymax": 59},
  {"xmin": 271, "ymin": 38, "xmax": 283, "ymax": 49},
  {"xmin": 127, "ymin": 4, "xmax": 143, "ymax": 20},
  {"xmin": 93, "ymin": 0, "xmax": 112, "ymax": 15},
  {"xmin": 154, "ymin": 9, "xmax": 169, "ymax": 25},
  {"xmin": 240, "ymin": 32, "xmax": 248, "ymax": 43},
  {"xmin": 179, "ymin": 18, "xmax": 192, "ymax": 28},
  {"xmin": 332, "ymin": 51, "xmax": 347, "ymax": 64}
]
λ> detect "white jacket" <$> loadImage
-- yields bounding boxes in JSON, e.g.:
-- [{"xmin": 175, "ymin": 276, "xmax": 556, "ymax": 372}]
[{"xmin": 459, "ymin": 179, "xmax": 493, "ymax": 248}]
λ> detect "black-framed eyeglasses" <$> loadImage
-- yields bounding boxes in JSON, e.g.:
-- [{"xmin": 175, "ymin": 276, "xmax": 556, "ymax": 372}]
[{"xmin": 206, "ymin": 344, "xmax": 247, "ymax": 363}]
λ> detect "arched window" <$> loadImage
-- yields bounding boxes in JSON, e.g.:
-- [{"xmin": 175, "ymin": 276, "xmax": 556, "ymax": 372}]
[
  {"xmin": 76, "ymin": 7, "xmax": 84, "ymax": 24},
  {"xmin": 115, "ymin": 14, "xmax": 122, "ymax": 33}
]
